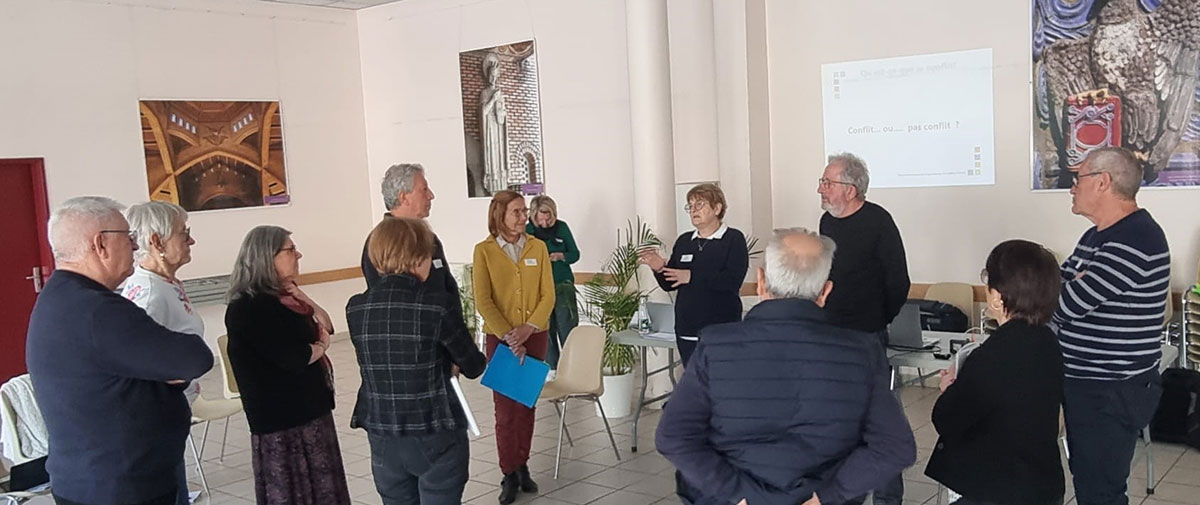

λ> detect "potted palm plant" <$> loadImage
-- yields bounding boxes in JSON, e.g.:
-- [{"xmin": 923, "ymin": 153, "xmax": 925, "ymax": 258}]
[{"xmin": 580, "ymin": 218, "xmax": 661, "ymax": 418}]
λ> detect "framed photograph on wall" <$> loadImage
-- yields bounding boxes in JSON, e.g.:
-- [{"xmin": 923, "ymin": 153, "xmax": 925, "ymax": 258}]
[
  {"xmin": 139, "ymin": 100, "xmax": 290, "ymax": 211},
  {"xmin": 459, "ymin": 40, "xmax": 546, "ymax": 198},
  {"xmin": 1031, "ymin": 0, "xmax": 1200, "ymax": 190}
]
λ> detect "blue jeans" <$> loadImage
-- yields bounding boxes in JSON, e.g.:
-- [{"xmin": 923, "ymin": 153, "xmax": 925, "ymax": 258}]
[
  {"xmin": 1064, "ymin": 370, "xmax": 1162, "ymax": 505},
  {"xmin": 367, "ymin": 429, "xmax": 470, "ymax": 505}
]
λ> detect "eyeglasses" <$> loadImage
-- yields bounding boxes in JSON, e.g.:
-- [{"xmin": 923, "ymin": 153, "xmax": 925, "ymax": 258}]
[
  {"xmin": 683, "ymin": 201, "xmax": 708, "ymax": 213},
  {"xmin": 278, "ymin": 246, "xmax": 299, "ymax": 255},
  {"xmin": 99, "ymin": 229, "xmax": 137, "ymax": 244},
  {"xmin": 1072, "ymin": 171, "xmax": 1105, "ymax": 187},
  {"xmin": 510, "ymin": 207, "xmax": 530, "ymax": 216},
  {"xmin": 818, "ymin": 177, "xmax": 855, "ymax": 189},
  {"xmin": 179, "ymin": 227, "xmax": 192, "ymax": 240}
]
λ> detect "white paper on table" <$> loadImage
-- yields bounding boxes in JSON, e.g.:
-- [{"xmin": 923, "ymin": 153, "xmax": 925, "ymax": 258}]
[{"xmin": 449, "ymin": 377, "xmax": 481, "ymax": 437}]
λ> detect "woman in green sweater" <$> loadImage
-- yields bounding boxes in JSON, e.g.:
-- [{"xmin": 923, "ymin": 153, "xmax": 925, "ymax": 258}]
[{"xmin": 526, "ymin": 194, "xmax": 580, "ymax": 370}]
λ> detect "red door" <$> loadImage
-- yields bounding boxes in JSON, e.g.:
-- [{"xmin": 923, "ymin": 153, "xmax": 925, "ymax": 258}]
[{"xmin": 0, "ymin": 159, "xmax": 52, "ymax": 384}]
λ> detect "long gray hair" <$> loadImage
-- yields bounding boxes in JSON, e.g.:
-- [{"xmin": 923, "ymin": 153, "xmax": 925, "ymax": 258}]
[{"xmin": 227, "ymin": 225, "xmax": 292, "ymax": 301}]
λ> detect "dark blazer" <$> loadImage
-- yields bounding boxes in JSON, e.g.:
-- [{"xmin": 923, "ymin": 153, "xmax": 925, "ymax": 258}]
[
  {"xmin": 225, "ymin": 292, "xmax": 335, "ymax": 435},
  {"xmin": 925, "ymin": 320, "xmax": 1065, "ymax": 504},
  {"xmin": 346, "ymin": 274, "xmax": 486, "ymax": 435},
  {"xmin": 26, "ymin": 270, "xmax": 213, "ymax": 504},
  {"xmin": 656, "ymin": 298, "xmax": 917, "ymax": 505}
]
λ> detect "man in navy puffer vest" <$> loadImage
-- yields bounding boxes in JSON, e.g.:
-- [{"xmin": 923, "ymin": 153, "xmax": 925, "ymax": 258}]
[{"xmin": 656, "ymin": 227, "xmax": 916, "ymax": 505}]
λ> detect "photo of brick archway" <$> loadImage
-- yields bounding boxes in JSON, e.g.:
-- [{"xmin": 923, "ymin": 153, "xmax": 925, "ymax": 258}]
[
  {"xmin": 459, "ymin": 40, "xmax": 546, "ymax": 198},
  {"xmin": 139, "ymin": 100, "xmax": 291, "ymax": 211}
]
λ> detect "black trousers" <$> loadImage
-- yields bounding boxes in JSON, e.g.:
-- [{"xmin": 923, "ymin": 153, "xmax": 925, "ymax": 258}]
[
  {"xmin": 1063, "ymin": 370, "xmax": 1162, "ymax": 505},
  {"xmin": 54, "ymin": 491, "xmax": 176, "ymax": 505}
]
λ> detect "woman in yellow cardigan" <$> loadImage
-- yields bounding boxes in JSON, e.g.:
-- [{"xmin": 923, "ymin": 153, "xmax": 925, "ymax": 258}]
[{"xmin": 472, "ymin": 190, "xmax": 556, "ymax": 505}]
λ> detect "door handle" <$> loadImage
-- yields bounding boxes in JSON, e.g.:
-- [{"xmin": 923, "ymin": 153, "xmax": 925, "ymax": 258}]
[{"xmin": 25, "ymin": 266, "xmax": 43, "ymax": 293}]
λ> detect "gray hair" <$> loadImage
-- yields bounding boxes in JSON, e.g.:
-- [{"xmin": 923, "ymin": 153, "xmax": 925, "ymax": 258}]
[
  {"xmin": 380, "ymin": 163, "xmax": 425, "ymax": 210},
  {"xmin": 48, "ymin": 196, "xmax": 126, "ymax": 262},
  {"xmin": 828, "ymin": 152, "xmax": 870, "ymax": 200},
  {"xmin": 1084, "ymin": 147, "xmax": 1143, "ymax": 200},
  {"xmin": 125, "ymin": 201, "xmax": 187, "ymax": 261},
  {"xmin": 227, "ymin": 225, "xmax": 292, "ymax": 301},
  {"xmin": 763, "ymin": 227, "xmax": 837, "ymax": 300}
]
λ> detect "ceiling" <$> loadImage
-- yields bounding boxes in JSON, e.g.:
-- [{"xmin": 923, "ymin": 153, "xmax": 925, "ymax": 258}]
[{"xmin": 250, "ymin": 0, "xmax": 403, "ymax": 10}]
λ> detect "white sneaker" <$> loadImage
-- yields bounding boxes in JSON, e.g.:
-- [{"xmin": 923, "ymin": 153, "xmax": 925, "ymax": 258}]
[
  {"xmin": 545, "ymin": 370, "xmax": 557, "ymax": 382},
  {"xmin": 188, "ymin": 490, "xmax": 201, "ymax": 503}
]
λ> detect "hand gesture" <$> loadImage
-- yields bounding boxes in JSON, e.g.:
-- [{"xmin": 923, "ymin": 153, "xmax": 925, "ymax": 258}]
[
  {"xmin": 662, "ymin": 268, "xmax": 691, "ymax": 288},
  {"xmin": 549, "ymin": 252, "xmax": 566, "ymax": 262},
  {"xmin": 638, "ymin": 248, "xmax": 666, "ymax": 272}
]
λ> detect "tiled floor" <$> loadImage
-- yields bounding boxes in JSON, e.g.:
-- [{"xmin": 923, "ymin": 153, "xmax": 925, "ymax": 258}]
[{"xmin": 17, "ymin": 280, "xmax": 1200, "ymax": 505}]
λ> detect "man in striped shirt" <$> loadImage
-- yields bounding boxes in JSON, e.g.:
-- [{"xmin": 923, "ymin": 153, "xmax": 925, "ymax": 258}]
[{"xmin": 1052, "ymin": 147, "xmax": 1170, "ymax": 505}]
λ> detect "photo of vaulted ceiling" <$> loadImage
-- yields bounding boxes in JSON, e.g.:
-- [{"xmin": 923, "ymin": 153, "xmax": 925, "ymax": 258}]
[{"xmin": 140, "ymin": 100, "xmax": 290, "ymax": 211}]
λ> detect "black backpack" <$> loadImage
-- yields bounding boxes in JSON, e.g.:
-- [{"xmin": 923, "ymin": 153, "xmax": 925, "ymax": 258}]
[
  {"xmin": 917, "ymin": 300, "xmax": 969, "ymax": 332},
  {"xmin": 1150, "ymin": 367, "xmax": 1200, "ymax": 449}
]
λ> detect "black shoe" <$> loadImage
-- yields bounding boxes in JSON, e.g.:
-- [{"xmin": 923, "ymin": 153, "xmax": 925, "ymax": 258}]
[
  {"xmin": 518, "ymin": 464, "xmax": 539, "ymax": 493},
  {"xmin": 499, "ymin": 472, "xmax": 520, "ymax": 505}
]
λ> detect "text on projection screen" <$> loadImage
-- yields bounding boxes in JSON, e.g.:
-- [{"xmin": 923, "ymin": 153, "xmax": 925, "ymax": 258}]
[{"xmin": 821, "ymin": 48, "xmax": 995, "ymax": 188}]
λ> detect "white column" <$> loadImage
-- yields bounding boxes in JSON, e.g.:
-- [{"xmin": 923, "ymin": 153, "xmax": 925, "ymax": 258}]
[
  {"xmin": 626, "ymin": 0, "xmax": 678, "ymax": 408},
  {"xmin": 626, "ymin": 0, "xmax": 678, "ymax": 244}
]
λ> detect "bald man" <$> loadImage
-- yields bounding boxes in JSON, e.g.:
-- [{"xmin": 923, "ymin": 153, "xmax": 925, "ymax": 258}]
[
  {"xmin": 26, "ymin": 196, "xmax": 213, "ymax": 505},
  {"xmin": 656, "ymin": 228, "xmax": 915, "ymax": 505}
]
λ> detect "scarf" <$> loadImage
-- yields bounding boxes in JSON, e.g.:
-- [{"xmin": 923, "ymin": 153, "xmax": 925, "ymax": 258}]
[{"xmin": 278, "ymin": 293, "xmax": 336, "ymax": 393}]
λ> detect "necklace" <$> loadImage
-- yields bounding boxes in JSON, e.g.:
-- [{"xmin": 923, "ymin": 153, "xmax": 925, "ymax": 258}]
[{"xmin": 695, "ymin": 238, "xmax": 707, "ymax": 252}]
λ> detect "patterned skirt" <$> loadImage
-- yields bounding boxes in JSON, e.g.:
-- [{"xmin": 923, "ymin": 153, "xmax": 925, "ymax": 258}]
[{"xmin": 251, "ymin": 413, "xmax": 352, "ymax": 505}]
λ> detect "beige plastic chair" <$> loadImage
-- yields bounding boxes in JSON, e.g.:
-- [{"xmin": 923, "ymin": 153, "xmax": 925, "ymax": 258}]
[
  {"xmin": 924, "ymin": 282, "xmax": 975, "ymax": 327},
  {"xmin": 187, "ymin": 396, "xmax": 243, "ymax": 499},
  {"xmin": 216, "ymin": 335, "xmax": 240, "ymax": 399},
  {"xmin": 538, "ymin": 326, "xmax": 621, "ymax": 478}
]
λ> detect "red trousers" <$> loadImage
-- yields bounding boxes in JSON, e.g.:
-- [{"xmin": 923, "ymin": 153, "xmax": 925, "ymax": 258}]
[{"xmin": 485, "ymin": 331, "xmax": 548, "ymax": 475}]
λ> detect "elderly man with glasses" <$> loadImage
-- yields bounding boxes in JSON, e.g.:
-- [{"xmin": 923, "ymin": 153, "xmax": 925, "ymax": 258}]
[
  {"xmin": 1055, "ymin": 147, "xmax": 1170, "ymax": 505},
  {"xmin": 815, "ymin": 152, "xmax": 911, "ymax": 505},
  {"xmin": 26, "ymin": 196, "xmax": 213, "ymax": 505}
]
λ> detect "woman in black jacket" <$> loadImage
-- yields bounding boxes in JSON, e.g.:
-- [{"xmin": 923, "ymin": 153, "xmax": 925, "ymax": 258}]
[
  {"xmin": 637, "ymin": 183, "xmax": 749, "ymax": 367},
  {"xmin": 225, "ymin": 225, "xmax": 350, "ymax": 505},
  {"xmin": 925, "ymin": 239, "xmax": 1065, "ymax": 505}
]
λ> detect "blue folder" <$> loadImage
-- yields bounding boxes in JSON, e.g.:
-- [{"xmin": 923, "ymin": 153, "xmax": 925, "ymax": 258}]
[{"xmin": 481, "ymin": 344, "xmax": 550, "ymax": 408}]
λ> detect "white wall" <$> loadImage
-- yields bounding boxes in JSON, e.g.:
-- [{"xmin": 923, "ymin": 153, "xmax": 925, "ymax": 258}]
[
  {"xmin": 356, "ymin": 0, "xmax": 637, "ymax": 271},
  {"xmin": 0, "ymin": 0, "xmax": 373, "ymax": 279},
  {"xmin": 766, "ymin": 0, "xmax": 1199, "ymax": 289}
]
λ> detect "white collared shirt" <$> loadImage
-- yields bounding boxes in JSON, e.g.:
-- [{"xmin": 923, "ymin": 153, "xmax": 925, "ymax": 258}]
[
  {"xmin": 496, "ymin": 234, "xmax": 527, "ymax": 263},
  {"xmin": 691, "ymin": 223, "xmax": 729, "ymax": 241}
]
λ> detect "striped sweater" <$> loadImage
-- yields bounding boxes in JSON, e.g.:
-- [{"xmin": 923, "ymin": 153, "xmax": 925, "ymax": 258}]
[{"xmin": 1052, "ymin": 209, "xmax": 1170, "ymax": 381}]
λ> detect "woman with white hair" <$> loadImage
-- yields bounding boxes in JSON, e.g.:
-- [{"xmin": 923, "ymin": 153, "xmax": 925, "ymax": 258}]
[
  {"xmin": 121, "ymin": 201, "xmax": 205, "ymax": 505},
  {"xmin": 224, "ymin": 226, "xmax": 350, "ymax": 505}
]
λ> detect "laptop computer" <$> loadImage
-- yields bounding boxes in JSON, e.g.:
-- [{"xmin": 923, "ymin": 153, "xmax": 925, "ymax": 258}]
[
  {"xmin": 646, "ymin": 302, "xmax": 675, "ymax": 334},
  {"xmin": 888, "ymin": 300, "xmax": 934, "ymax": 350}
]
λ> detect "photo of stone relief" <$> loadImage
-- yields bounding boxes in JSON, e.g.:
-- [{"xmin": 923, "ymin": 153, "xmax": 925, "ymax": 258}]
[{"xmin": 459, "ymin": 40, "xmax": 546, "ymax": 198}]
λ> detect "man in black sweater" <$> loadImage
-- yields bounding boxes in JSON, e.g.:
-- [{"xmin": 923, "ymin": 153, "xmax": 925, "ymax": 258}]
[
  {"xmin": 816, "ymin": 153, "xmax": 911, "ymax": 505},
  {"xmin": 26, "ymin": 197, "xmax": 213, "ymax": 505}
]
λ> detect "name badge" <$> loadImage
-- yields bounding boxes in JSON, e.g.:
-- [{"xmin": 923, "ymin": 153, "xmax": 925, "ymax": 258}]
[
  {"xmin": 681, "ymin": 254, "xmax": 694, "ymax": 263},
  {"xmin": 433, "ymin": 259, "xmax": 444, "ymax": 269},
  {"xmin": 525, "ymin": 258, "xmax": 538, "ymax": 266}
]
